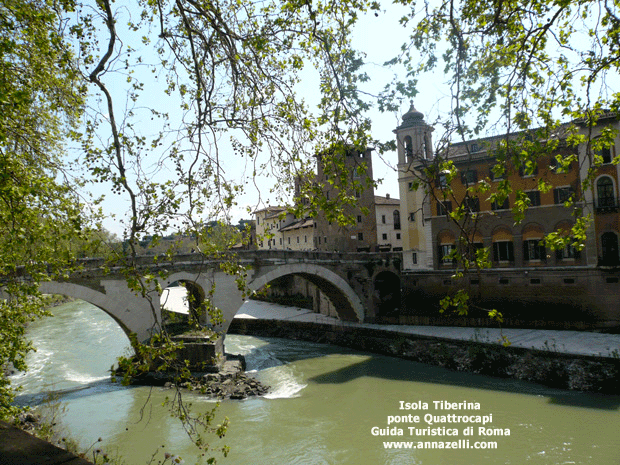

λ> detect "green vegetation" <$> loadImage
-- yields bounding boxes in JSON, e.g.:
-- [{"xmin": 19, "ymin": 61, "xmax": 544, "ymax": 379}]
[{"xmin": 3, "ymin": 0, "xmax": 620, "ymax": 460}]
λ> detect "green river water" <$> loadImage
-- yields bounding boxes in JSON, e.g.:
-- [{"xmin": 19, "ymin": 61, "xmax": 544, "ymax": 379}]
[{"xmin": 11, "ymin": 300, "xmax": 620, "ymax": 465}]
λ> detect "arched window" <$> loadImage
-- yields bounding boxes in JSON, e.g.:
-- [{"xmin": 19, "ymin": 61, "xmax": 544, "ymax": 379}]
[
  {"xmin": 437, "ymin": 230, "xmax": 456, "ymax": 265},
  {"xmin": 596, "ymin": 176, "xmax": 616, "ymax": 209},
  {"xmin": 522, "ymin": 223, "xmax": 546, "ymax": 263},
  {"xmin": 492, "ymin": 227, "xmax": 514, "ymax": 263},
  {"xmin": 393, "ymin": 210, "xmax": 401, "ymax": 230},
  {"xmin": 404, "ymin": 136, "xmax": 413, "ymax": 160}
]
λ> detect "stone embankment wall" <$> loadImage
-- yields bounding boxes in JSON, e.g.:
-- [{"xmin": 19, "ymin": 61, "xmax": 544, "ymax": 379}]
[{"xmin": 229, "ymin": 318, "xmax": 620, "ymax": 394}]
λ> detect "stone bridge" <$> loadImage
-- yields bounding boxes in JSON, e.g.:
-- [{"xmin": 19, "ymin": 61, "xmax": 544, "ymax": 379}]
[{"xmin": 36, "ymin": 250, "xmax": 402, "ymax": 342}]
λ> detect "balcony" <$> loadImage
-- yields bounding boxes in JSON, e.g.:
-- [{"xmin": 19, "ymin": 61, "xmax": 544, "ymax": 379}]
[{"xmin": 594, "ymin": 197, "xmax": 619, "ymax": 213}]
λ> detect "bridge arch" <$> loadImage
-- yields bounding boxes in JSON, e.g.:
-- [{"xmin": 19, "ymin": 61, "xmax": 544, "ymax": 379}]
[
  {"xmin": 162, "ymin": 273, "xmax": 208, "ymax": 323},
  {"xmin": 372, "ymin": 270, "xmax": 401, "ymax": 322},
  {"xmin": 248, "ymin": 263, "xmax": 364, "ymax": 322},
  {"xmin": 38, "ymin": 281, "xmax": 155, "ymax": 343}
]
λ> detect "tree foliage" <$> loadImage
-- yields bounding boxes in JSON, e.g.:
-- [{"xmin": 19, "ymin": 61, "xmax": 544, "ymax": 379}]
[
  {"xmin": 1, "ymin": 0, "xmax": 381, "ymax": 457},
  {"xmin": 0, "ymin": 0, "xmax": 85, "ymax": 419}
]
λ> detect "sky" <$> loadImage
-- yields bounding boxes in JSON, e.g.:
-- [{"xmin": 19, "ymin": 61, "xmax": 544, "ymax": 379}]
[{"xmin": 80, "ymin": 1, "xmax": 453, "ymax": 237}]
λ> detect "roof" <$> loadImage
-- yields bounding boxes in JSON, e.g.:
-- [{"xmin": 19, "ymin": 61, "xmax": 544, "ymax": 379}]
[
  {"xmin": 253, "ymin": 206, "xmax": 285, "ymax": 215},
  {"xmin": 280, "ymin": 218, "xmax": 314, "ymax": 232},
  {"xmin": 374, "ymin": 195, "xmax": 400, "ymax": 206},
  {"xmin": 443, "ymin": 123, "xmax": 575, "ymax": 163}
]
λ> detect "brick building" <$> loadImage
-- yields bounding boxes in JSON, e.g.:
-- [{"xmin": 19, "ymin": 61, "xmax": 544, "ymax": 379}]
[{"xmin": 314, "ymin": 147, "xmax": 378, "ymax": 252}]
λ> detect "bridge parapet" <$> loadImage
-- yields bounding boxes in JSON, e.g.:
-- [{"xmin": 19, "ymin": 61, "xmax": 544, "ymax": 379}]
[{"xmin": 69, "ymin": 250, "xmax": 403, "ymax": 270}]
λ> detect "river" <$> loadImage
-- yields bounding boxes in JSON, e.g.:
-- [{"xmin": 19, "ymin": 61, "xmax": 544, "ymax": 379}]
[{"xmin": 10, "ymin": 299, "xmax": 620, "ymax": 464}]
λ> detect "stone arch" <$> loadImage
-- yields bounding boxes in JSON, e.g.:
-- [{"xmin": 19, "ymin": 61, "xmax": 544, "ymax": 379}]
[
  {"xmin": 163, "ymin": 272, "xmax": 215, "ymax": 325},
  {"xmin": 521, "ymin": 222, "xmax": 545, "ymax": 240},
  {"xmin": 373, "ymin": 270, "xmax": 401, "ymax": 321},
  {"xmin": 249, "ymin": 263, "xmax": 364, "ymax": 322}
]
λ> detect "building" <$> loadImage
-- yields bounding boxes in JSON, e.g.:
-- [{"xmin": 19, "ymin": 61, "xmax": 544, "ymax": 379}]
[
  {"xmin": 394, "ymin": 104, "xmax": 435, "ymax": 269},
  {"xmin": 314, "ymin": 147, "xmax": 378, "ymax": 252},
  {"xmin": 394, "ymin": 104, "xmax": 620, "ymax": 270},
  {"xmin": 253, "ymin": 147, "xmax": 403, "ymax": 252},
  {"xmin": 280, "ymin": 218, "xmax": 314, "ymax": 250},
  {"xmin": 254, "ymin": 206, "xmax": 286, "ymax": 250},
  {"xmin": 375, "ymin": 194, "xmax": 403, "ymax": 252}
]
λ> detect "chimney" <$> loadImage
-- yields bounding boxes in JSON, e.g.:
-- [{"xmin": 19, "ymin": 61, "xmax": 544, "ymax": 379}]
[{"xmin": 386, "ymin": 193, "xmax": 390, "ymax": 199}]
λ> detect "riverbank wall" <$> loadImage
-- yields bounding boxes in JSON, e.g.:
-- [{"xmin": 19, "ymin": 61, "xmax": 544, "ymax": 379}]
[{"xmin": 228, "ymin": 318, "xmax": 620, "ymax": 394}]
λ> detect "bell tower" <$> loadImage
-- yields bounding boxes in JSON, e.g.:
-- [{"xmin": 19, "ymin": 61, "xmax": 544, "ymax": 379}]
[{"xmin": 394, "ymin": 103, "xmax": 434, "ymax": 269}]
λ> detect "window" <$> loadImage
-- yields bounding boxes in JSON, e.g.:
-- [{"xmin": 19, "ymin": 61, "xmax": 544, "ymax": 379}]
[
  {"xmin": 471, "ymin": 143, "xmax": 479, "ymax": 153},
  {"xmin": 296, "ymin": 236, "xmax": 299, "ymax": 243},
  {"xmin": 409, "ymin": 212, "xmax": 415, "ymax": 222},
  {"xmin": 493, "ymin": 241, "xmax": 514, "ymax": 262},
  {"xmin": 519, "ymin": 161, "xmax": 538, "ymax": 177},
  {"xmin": 523, "ymin": 239, "xmax": 546, "ymax": 261},
  {"xmin": 408, "ymin": 182, "xmax": 414, "ymax": 190},
  {"xmin": 318, "ymin": 236, "xmax": 321, "ymax": 244},
  {"xmin": 324, "ymin": 236, "xmax": 327, "ymax": 244},
  {"xmin": 404, "ymin": 136, "xmax": 413, "ymax": 159},
  {"xmin": 357, "ymin": 215, "xmax": 362, "ymax": 223},
  {"xmin": 396, "ymin": 233, "xmax": 401, "ymax": 240},
  {"xmin": 437, "ymin": 200, "xmax": 452, "ymax": 216},
  {"xmin": 556, "ymin": 244, "xmax": 580, "ymax": 260},
  {"xmin": 491, "ymin": 197, "xmax": 509, "ymax": 210},
  {"xmin": 464, "ymin": 196, "xmax": 480, "ymax": 213},
  {"xmin": 550, "ymin": 155, "xmax": 572, "ymax": 174},
  {"xmin": 526, "ymin": 190, "xmax": 541, "ymax": 207},
  {"xmin": 601, "ymin": 232, "xmax": 619, "ymax": 266},
  {"xmin": 288, "ymin": 237, "xmax": 291, "ymax": 244},
  {"xmin": 381, "ymin": 214, "xmax": 386, "ymax": 224},
  {"xmin": 412, "ymin": 252, "xmax": 417, "ymax": 264},
  {"xmin": 257, "ymin": 217, "xmax": 260, "ymax": 225},
  {"xmin": 304, "ymin": 235, "xmax": 307, "ymax": 243},
  {"xmin": 382, "ymin": 233, "xmax": 388, "ymax": 240},
  {"xmin": 279, "ymin": 238, "xmax": 282, "ymax": 245},
  {"xmin": 554, "ymin": 186, "xmax": 573, "ymax": 205},
  {"xmin": 595, "ymin": 144, "xmax": 613, "ymax": 164},
  {"xmin": 461, "ymin": 170, "xmax": 478, "ymax": 185},
  {"xmin": 355, "ymin": 191, "xmax": 361, "ymax": 198},
  {"xmin": 596, "ymin": 176, "xmax": 616, "ymax": 209},
  {"xmin": 438, "ymin": 173, "xmax": 448, "ymax": 188},
  {"xmin": 438, "ymin": 244, "xmax": 456, "ymax": 264},
  {"xmin": 358, "ymin": 232, "xmax": 364, "ymax": 241},
  {"xmin": 489, "ymin": 165, "xmax": 505, "ymax": 181},
  {"xmin": 393, "ymin": 210, "xmax": 401, "ymax": 230}
]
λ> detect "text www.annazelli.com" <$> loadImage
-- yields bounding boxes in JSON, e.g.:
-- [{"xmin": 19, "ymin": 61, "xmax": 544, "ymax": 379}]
[{"xmin": 383, "ymin": 440, "xmax": 498, "ymax": 450}]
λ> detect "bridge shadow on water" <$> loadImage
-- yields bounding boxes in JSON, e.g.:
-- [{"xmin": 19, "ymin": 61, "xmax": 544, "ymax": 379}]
[
  {"xmin": 235, "ymin": 335, "xmax": 620, "ymax": 411},
  {"xmin": 305, "ymin": 354, "xmax": 620, "ymax": 411}
]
